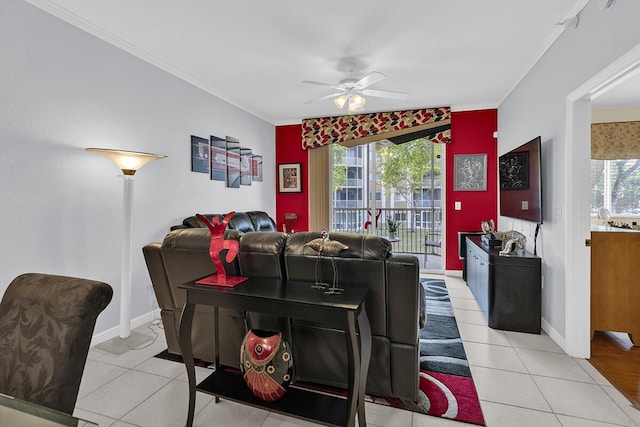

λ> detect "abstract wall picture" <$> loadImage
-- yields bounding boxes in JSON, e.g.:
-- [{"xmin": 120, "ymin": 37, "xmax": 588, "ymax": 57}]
[
  {"xmin": 278, "ymin": 163, "xmax": 302, "ymax": 193},
  {"xmin": 252, "ymin": 155, "xmax": 263, "ymax": 182},
  {"xmin": 191, "ymin": 135, "xmax": 209, "ymax": 173},
  {"xmin": 240, "ymin": 147, "xmax": 252, "ymax": 186},
  {"xmin": 210, "ymin": 135, "xmax": 226, "ymax": 181},
  {"xmin": 499, "ymin": 151, "xmax": 529, "ymax": 190},
  {"xmin": 226, "ymin": 136, "xmax": 241, "ymax": 188},
  {"xmin": 454, "ymin": 154, "xmax": 487, "ymax": 191}
]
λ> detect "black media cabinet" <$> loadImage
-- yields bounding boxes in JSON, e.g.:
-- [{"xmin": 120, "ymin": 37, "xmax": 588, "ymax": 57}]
[{"xmin": 465, "ymin": 236, "xmax": 541, "ymax": 334}]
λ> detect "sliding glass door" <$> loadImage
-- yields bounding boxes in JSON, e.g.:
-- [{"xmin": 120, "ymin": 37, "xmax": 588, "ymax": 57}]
[{"xmin": 330, "ymin": 137, "xmax": 444, "ymax": 271}]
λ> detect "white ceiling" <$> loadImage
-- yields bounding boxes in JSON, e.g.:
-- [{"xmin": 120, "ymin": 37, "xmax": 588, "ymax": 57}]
[
  {"xmin": 592, "ymin": 71, "xmax": 640, "ymax": 109},
  {"xmin": 27, "ymin": 0, "xmax": 595, "ymax": 125}
]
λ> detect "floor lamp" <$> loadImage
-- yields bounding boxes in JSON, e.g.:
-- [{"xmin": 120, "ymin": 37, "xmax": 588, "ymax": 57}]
[{"xmin": 86, "ymin": 148, "xmax": 167, "ymax": 355}]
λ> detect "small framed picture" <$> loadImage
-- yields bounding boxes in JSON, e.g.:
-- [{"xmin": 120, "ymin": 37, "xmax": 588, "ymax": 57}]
[
  {"xmin": 454, "ymin": 154, "xmax": 487, "ymax": 191},
  {"xmin": 190, "ymin": 135, "xmax": 209, "ymax": 173},
  {"xmin": 278, "ymin": 163, "xmax": 302, "ymax": 193},
  {"xmin": 251, "ymin": 154, "xmax": 263, "ymax": 182}
]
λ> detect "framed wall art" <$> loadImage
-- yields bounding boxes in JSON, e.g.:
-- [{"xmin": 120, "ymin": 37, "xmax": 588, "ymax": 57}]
[
  {"xmin": 209, "ymin": 135, "xmax": 226, "ymax": 181},
  {"xmin": 454, "ymin": 154, "xmax": 487, "ymax": 191},
  {"xmin": 225, "ymin": 136, "xmax": 241, "ymax": 188},
  {"xmin": 240, "ymin": 147, "xmax": 252, "ymax": 186},
  {"xmin": 278, "ymin": 163, "xmax": 302, "ymax": 193},
  {"xmin": 251, "ymin": 154, "xmax": 263, "ymax": 182},
  {"xmin": 190, "ymin": 135, "xmax": 209, "ymax": 173}
]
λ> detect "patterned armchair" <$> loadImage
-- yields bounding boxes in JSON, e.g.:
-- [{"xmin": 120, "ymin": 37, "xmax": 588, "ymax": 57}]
[{"xmin": 0, "ymin": 273, "xmax": 112, "ymax": 414}]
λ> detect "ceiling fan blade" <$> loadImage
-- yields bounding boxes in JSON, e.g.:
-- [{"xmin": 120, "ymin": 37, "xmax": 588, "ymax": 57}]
[
  {"xmin": 302, "ymin": 80, "xmax": 341, "ymax": 90},
  {"xmin": 304, "ymin": 92, "xmax": 345, "ymax": 104},
  {"xmin": 354, "ymin": 71, "xmax": 386, "ymax": 90},
  {"xmin": 361, "ymin": 88, "xmax": 408, "ymax": 100}
]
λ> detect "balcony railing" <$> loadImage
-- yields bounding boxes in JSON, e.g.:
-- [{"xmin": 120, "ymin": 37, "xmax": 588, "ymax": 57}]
[{"xmin": 331, "ymin": 207, "xmax": 442, "ymax": 255}]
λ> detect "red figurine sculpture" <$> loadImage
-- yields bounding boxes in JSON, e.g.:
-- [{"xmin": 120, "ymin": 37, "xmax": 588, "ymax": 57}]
[
  {"xmin": 364, "ymin": 209, "xmax": 381, "ymax": 230},
  {"xmin": 195, "ymin": 212, "xmax": 247, "ymax": 286}
]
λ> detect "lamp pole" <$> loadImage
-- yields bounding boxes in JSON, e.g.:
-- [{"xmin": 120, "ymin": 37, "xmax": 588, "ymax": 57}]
[
  {"xmin": 120, "ymin": 174, "xmax": 134, "ymax": 339},
  {"xmin": 86, "ymin": 148, "xmax": 166, "ymax": 354}
]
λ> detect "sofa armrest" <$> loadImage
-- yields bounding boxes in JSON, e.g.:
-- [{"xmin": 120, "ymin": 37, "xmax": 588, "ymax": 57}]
[
  {"xmin": 386, "ymin": 254, "xmax": 420, "ymax": 346},
  {"xmin": 143, "ymin": 242, "xmax": 177, "ymax": 310}
]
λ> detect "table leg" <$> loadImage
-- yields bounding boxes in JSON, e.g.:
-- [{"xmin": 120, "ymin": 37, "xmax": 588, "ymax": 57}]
[
  {"xmin": 179, "ymin": 303, "xmax": 196, "ymax": 427},
  {"xmin": 213, "ymin": 306, "xmax": 220, "ymax": 404},
  {"xmin": 357, "ymin": 306, "xmax": 371, "ymax": 427},
  {"xmin": 346, "ymin": 311, "xmax": 360, "ymax": 427}
]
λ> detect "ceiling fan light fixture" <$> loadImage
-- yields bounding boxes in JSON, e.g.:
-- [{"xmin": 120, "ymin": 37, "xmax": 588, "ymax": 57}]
[
  {"xmin": 353, "ymin": 94, "xmax": 365, "ymax": 108},
  {"xmin": 347, "ymin": 94, "xmax": 365, "ymax": 112},
  {"xmin": 334, "ymin": 94, "xmax": 347, "ymax": 109}
]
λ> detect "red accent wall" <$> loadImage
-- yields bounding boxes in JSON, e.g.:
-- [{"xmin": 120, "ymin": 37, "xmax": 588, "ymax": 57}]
[
  {"xmin": 275, "ymin": 109, "xmax": 498, "ymax": 272},
  {"xmin": 446, "ymin": 109, "xmax": 498, "ymax": 270},
  {"xmin": 275, "ymin": 125, "xmax": 309, "ymax": 232}
]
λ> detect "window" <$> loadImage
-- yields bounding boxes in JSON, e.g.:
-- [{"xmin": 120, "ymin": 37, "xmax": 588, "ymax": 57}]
[{"xmin": 591, "ymin": 159, "xmax": 640, "ymax": 216}]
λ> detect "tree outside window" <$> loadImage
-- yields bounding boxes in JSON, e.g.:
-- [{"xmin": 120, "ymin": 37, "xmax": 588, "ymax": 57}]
[{"xmin": 591, "ymin": 159, "xmax": 640, "ymax": 215}]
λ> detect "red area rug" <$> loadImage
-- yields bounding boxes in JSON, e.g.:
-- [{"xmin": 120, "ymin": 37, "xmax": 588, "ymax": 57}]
[
  {"xmin": 382, "ymin": 278, "xmax": 484, "ymax": 425},
  {"xmin": 369, "ymin": 370, "xmax": 484, "ymax": 424}
]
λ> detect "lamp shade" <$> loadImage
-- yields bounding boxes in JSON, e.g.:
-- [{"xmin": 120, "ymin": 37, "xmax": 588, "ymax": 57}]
[
  {"xmin": 348, "ymin": 94, "xmax": 365, "ymax": 112},
  {"xmin": 85, "ymin": 148, "xmax": 167, "ymax": 175},
  {"xmin": 334, "ymin": 95, "xmax": 347, "ymax": 109}
]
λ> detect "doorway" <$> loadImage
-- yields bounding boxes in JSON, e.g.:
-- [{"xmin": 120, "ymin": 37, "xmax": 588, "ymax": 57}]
[{"xmin": 565, "ymin": 43, "xmax": 640, "ymax": 359}]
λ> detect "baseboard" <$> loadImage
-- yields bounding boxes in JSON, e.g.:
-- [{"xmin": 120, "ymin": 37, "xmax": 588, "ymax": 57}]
[
  {"xmin": 541, "ymin": 316, "xmax": 567, "ymax": 353},
  {"xmin": 90, "ymin": 309, "xmax": 161, "ymax": 347}
]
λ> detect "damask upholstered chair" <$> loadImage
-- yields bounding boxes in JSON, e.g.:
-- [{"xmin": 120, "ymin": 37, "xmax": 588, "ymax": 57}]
[{"xmin": 0, "ymin": 273, "xmax": 113, "ymax": 414}]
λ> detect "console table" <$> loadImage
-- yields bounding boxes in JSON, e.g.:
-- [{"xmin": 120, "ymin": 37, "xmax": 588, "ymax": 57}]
[
  {"xmin": 178, "ymin": 277, "xmax": 371, "ymax": 427},
  {"xmin": 465, "ymin": 236, "xmax": 541, "ymax": 333}
]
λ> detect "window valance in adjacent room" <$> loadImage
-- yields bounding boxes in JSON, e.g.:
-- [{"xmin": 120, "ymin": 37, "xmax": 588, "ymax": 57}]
[
  {"xmin": 301, "ymin": 107, "xmax": 451, "ymax": 150},
  {"xmin": 591, "ymin": 121, "xmax": 640, "ymax": 160}
]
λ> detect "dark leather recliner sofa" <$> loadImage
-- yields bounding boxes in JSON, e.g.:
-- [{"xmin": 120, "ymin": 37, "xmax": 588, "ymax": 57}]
[
  {"xmin": 170, "ymin": 211, "xmax": 277, "ymax": 232},
  {"xmin": 143, "ymin": 229, "xmax": 421, "ymax": 400}
]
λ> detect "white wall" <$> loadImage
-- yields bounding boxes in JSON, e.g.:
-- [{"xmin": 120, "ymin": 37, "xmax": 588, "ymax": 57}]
[
  {"xmin": 0, "ymin": 0, "xmax": 275, "ymax": 337},
  {"xmin": 498, "ymin": 0, "xmax": 640, "ymax": 350},
  {"xmin": 592, "ymin": 106, "xmax": 640, "ymax": 122}
]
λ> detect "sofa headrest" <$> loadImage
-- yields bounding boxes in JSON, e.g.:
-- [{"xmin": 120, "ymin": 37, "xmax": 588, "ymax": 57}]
[
  {"xmin": 162, "ymin": 228, "xmax": 242, "ymax": 250},
  {"xmin": 182, "ymin": 214, "xmax": 223, "ymax": 229},
  {"xmin": 247, "ymin": 211, "xmax": 277, "ymax": 232},
  {"xmin": 227, "ymin": 212, "xmax": 255, "ymax": 233},
  {"xmin": 239, "ymin": 231, "xmax": 288, "ymax": 254},
  {"xmin": 285, "ymin": 231, "xmax": 391, "ymax": 261}
]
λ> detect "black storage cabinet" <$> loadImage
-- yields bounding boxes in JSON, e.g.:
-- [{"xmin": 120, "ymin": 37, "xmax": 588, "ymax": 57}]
[{"xmin": 465, "ymin": 236, "xmax": 541, "ymax": 334}]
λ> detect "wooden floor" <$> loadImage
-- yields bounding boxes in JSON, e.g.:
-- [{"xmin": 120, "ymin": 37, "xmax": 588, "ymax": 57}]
[{"xmin": 589, "ymin": 331, "xmax": 640, "ymax": 409}]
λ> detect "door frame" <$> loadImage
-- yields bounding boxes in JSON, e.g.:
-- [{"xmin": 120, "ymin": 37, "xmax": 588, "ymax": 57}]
[{"xmin": 564, "ymin": 43, "xmax": 640, "ymax": 358}]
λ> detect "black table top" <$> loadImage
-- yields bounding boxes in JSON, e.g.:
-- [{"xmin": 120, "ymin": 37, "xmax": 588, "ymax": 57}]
[{"xmin": 179, "ymin": 277, "xmax": 368, "ymax": 312}]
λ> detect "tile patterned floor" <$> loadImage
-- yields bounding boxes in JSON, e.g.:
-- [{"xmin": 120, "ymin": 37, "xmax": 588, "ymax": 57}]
[{"xmin": 74, "ymin": 275, "xmax": 640, "ymax": 426}]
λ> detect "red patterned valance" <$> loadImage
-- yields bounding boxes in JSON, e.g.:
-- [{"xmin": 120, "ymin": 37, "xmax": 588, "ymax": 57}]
[{"xmin": 302, "ymin": 107, "xmax": 451, "ymax": 150}]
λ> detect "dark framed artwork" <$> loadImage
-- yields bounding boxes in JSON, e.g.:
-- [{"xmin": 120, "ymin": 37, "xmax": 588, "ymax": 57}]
[
  {"xmin": 225, "ymin": 136, "xmax": 241, "ymax": 188},
  {"xmin": 278, "ymin": 163, "xmax": 302, "ymax": 193},
  {"xmin": 454, "ymin": 154, "xmax": 487, "ymax": 191},
  {"xmin": 191, "ymin": 135, "xmax": 209, "ymax": 173},
  {"xmin": 252, "ymin": 155, "xmax": 263, "ymax": 182},
  {"xmin": 209, "ymin": 135, "xmax": 226, "ymax": 181},
  {"xmin": 240, "ymin": 147, "xmax": 252, "ymax": 186},
  {"xmin": 499, "ymin": 151, "xmax": 529, "ymax": 190}
]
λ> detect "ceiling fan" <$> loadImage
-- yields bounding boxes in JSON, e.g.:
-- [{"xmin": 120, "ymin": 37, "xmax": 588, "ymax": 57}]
[{"xmin": 303, "ymin": 71, "xmax": 408, "ymax": 113}]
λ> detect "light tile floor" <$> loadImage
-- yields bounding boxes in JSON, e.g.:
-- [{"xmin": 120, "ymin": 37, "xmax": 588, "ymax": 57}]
[{"xmin": 75, "ymin": 274, "xmax": 640, "ymax": 427}]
